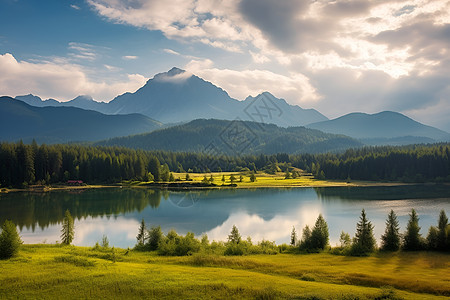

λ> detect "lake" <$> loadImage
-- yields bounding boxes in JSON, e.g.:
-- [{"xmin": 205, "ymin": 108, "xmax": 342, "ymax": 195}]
[{"xmin": 1, "ymin": 185, "xmax": 449, "ymax": 248}]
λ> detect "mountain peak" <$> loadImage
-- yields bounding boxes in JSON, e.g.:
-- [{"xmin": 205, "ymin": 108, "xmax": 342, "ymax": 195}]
[
  {"xmin": 71, "ymin": 95, "xmax": 94, "ymax": 102},
  {"xmin": 152, "ymin": 67, "xmax": 191, "ymax": 83},
  {"xmin": 167, "ymin": 67, "xmax": 186, "ymax": 76}
]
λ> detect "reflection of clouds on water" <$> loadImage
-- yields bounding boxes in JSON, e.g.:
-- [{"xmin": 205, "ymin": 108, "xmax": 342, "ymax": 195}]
[
  {"xmin": 74, "ymin": 216, "xmax": 140, "ymax": 247},
  {"xmin": 205, "ymin": 204, "xmax": 322, "ymax": 244},
  {"xmin": 20, "ymin": 216, "xmax": 140, "ymax": 247}
]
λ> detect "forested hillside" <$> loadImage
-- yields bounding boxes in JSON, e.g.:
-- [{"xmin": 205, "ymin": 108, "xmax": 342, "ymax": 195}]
[
  {"xmin": 98, "ymin": 119, "xmax": 361, "ymax": 154},
  {"xmin": 1, "ymin": 142, "xmax": 448, "ymax": 188}
]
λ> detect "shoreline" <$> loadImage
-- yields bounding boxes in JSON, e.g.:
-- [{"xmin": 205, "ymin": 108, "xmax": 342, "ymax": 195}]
[{"xmin": 0, "ymin": 180, "xmax": 423, "ymax": 194}]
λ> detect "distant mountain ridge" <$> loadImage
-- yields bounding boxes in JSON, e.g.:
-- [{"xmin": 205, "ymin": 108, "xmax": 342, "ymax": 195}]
[
  {"xmin": 13, "ymin": 67, "xmax": 328, "ymax": 127},
  {"xmin": 97, "ymin": 118, "xmax": 362, "ymax": 154},
  {"xmin": 306, "ymin": 111, "xmax": 450, "ymax": 144},
  {"xmin": 0, "ymin": 96, "xmax": 162, "ymax": 143},
  {"xmin": 8, "ymin": 67, "xmax": 450, "ymax": 146}
]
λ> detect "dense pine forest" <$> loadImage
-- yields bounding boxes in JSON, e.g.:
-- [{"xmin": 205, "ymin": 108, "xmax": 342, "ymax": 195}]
[{"xmin": 0, "ymin": 141, "xmax": 449, "ymax": 188}]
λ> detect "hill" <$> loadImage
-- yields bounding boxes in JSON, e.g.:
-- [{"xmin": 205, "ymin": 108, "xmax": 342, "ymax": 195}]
[
  {"xmin": 0, "ymin": 96, "xmax": 162, "ymax": 143},
  {"xmin": 307, "ymin": 111, "xmax": 450, "ymax": 144},
  {"xmin": 98, "ymin": 118, "xmax": 362, "ymax": 154}
]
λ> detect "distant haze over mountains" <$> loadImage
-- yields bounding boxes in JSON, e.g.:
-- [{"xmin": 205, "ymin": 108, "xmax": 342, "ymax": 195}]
[
  {"xmin": 6, "ymin": 67, "xmax": 450, "ymax": 147},
  {"xmin": 307, "ymin": 111, "xmax": 450, "ymax": 145},
  {"xmin": 0, "ymin": 96, "xmax": 162, "ymax": 144},
  {"xmin": 14, "ymin": 67, "xmax": 328, "ymax": 127}
]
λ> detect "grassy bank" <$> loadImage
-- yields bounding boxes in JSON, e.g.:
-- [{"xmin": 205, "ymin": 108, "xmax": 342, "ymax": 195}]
[
  {"xmin": 0, "ymin": 172, "xmax": 411, "ymax": 194},
  {"xmin": 1, "ymin": 244, "xmax": 448, "ymax": 299}
]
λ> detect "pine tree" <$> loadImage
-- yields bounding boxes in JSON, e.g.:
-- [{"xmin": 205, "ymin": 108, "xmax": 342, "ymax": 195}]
[
  {"xmin": 148, "ymin": 157, "xmax": 161, "ymax": 182},
  {"xmin": 228, "ymin": 225, "xmax": 241, "ymax": 244},
  {"xmin": 136, "ymin": 219, "xmax": 146, "ymax": 246},
  {"xmin": 61, "ymin": 210, "xmax": 75, "ymax": 245},
  {"xmin": 310, "ymin": 214, "xmax": 329, "ymax": 250},
  {"xmin": 437, "ymin": 210, "xmax": 448, "ymax": 251},
  {"xmin": 300, "ymin": 225, "xmax": 312, "ymax": 250},
  {"xmin": 403, "ymin": 209, "xmax": 423, "ymax": 250},
  {"xmin": 229, "ymin": 175, "xmax": 236, "ymax": 184},
  {"xmin": 290, "ymin": 226, "xmax": 297, "ymax": 246},
  {"xmin": 0, "ymin": 220, "xmax": 22, "ymax": 259},
  {"xmin": 352, "ymin": 209, "xmax": 376, "ymax": 255},
  {"xmin": 381, "ymin": 210, "xmax": 401, "ymax": 251}
]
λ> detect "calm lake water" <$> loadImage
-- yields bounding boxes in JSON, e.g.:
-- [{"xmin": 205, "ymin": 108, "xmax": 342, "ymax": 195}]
[{"xmin": 1, "ymin": 185, "xmax": 449, "ymax": 248}]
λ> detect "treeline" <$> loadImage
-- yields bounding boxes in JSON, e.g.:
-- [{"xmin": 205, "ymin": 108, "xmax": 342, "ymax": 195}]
[
  {"xmin": 1, "ymin": 141, "xmax": 449, "ymax": 187},
  {"xmin": 309, "ymin": 144, "xmax": 450, "ymax": 182},
  {"xmin": 133, "ymin": 208, "xmax": 449, "ymax": 257}
]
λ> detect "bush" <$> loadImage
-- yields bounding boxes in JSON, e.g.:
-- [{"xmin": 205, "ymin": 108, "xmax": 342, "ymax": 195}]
[
  {"xmin": 0, "ymin": 220, "xmax": 22, "ymax": 259},
  {"xmin": 146, "ymin": 226, "xmax": 163, "ymax": 251},
  {"xmin": 158, "ymin": 230, "xmax": 201, "ymax": 256},
  {"xmin": 224, "ymin": 243, "xmax": 245, "ymax": 256}
]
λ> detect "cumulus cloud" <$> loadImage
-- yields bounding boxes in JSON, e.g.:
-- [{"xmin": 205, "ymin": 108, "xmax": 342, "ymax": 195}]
[
  {"xmin": 0, "ymin": 53, "xmax": 147, "ymax": 102},
  {"xmin": 185, "ymin": 59, "xmax": 320, "ymax": 104}
]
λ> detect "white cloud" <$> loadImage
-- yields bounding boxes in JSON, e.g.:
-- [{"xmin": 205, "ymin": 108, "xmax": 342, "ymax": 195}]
[
  {"xmin": 70, "ymin": 4, "xmax": 81, "ymax": 10},
  {"xmin": 0, "ymin": 53, "xmax": 147, "ymax": 102},
  {"xmin": 185, "ymin": 59, "xmax": 320, "ymax": 104},
  {"xmin": 122, "ymin": 55, "xmax": 138, "ymax": 60},
  {"xmin": 163, "ymin": 49, "xmax": 180, "ymax": 56}
]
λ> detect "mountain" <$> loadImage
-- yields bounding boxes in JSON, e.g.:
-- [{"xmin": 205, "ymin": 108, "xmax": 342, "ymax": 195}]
[
  {"xmin": 15, "ymin": 94, "xmax": 108, "ymax": 112},
  {"xmin": 97, "ymin": 119, "xmax": 362, "ymax": 154},
  {"xmin": 14, "ymin": 67, "xmax": 328, "ymax": 127},
  {"xmin": 307, "ymin": 111, "xmax": 450, "ymax": 144},
  {"xmin": 0, "ymin": 96, "xmax": 162, "ymax": 143},
  {"xmin": 59, "ymin": 95, "xmax": 109, "ymax": 112},
  {"xmin": 15, "ymin": 94, "xmax": 60, "ymax": 107},
  {"xmin": 242, "ymin": 92, "xmax": 327, "ymax": 127}
]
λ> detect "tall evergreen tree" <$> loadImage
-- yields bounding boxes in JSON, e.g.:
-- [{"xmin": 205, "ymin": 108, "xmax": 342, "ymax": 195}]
[
  {"xmin": 0, "ymin": 220, "xmax": 22, "ymax": 259},
  {"xmin": 352, "ymin": 209, "xmax": 376, "ymax": 255},
  {"xmin": 228, "ymin": 225, "xmax": 241, "ymax": 244},
  {"xmin": 300, "ymin": 225, "xmax": 312, "ymax": 250},
  {"xmin": 437, "ymin": 210, "xmax": 448, "ymax": 251},
  {"xmin": 290, "ymin": 226, "xmax": 297, "ymax": 246},
  {"xmin": 148, "ymin": 156, "xmax": 161, "ymax": 182},
  {"xmin": 61, "ymin": 209, "xmax": 75, "ymax": 245},
  {"xmin": 310, "ymin": 214, "xmax": 329, "ymax": 250},
  {"xmin": 136, "ymin": 219, "xmax": 147, "ymax": 246},
  {"xmin": 381, "ymin": 210, "xmax": 401, "ymax": 251},
  {"xmin": 403, "ymin": 209, "xmax": 423, "ymax": 250}
]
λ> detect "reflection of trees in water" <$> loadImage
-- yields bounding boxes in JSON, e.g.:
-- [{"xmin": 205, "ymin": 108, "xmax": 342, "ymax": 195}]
[
  {"xmin": 314, "ymin": 185, "xmax": 450, "ymax": 202},
  {"xmin": 0, "ymin": 188, "xmax": 163, "ymax": 231}
]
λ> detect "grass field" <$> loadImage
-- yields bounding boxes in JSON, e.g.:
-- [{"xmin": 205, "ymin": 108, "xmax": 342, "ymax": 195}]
[
  {"xmin": 1, "ymin": 244, "xmax": 448, "ymax": 299},
  {"xmin": 167, "ymin": 171, "xmax": 403, "ymax": 188}
]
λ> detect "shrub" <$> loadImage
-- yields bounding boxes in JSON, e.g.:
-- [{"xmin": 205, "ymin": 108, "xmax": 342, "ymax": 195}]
[
  {"xmin": 159, "ymin": 230, "xmax": 201, "ymax": 256},
  {"xmin": 0, "ymin": 220, "xmax": 22, "ymax": 259},
  {"xmin": 224, "ymin": 243, "xmax": 245, "ymax": 256},
  {"xmin": 146, "ymin": 226, "xmax": 163, "ymax": 251}
]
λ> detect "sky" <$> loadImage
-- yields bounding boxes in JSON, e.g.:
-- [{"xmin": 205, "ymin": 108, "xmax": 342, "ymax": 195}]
[{"xmin": 0, "ymin": 0, "xmax": 449, "ymax": 131}]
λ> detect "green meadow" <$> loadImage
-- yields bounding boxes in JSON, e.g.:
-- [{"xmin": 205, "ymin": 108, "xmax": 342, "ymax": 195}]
[{"xmin": 1, "ymin": 244, "xmax": 448, "ymax": 299}]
